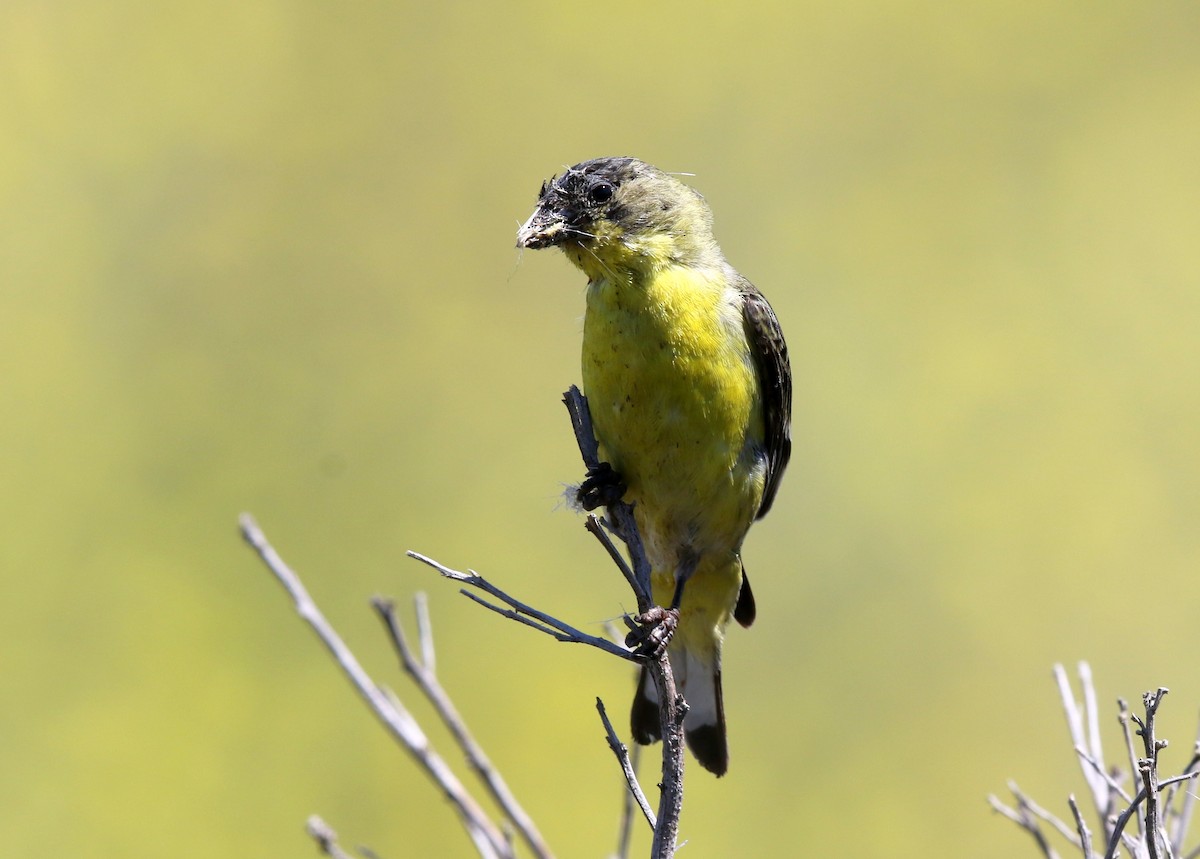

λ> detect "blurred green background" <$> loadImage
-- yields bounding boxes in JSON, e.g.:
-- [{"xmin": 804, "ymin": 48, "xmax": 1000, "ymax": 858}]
[{"xmin": 2, "ymin": 1, "xmax": 1199, "ymax": 856}]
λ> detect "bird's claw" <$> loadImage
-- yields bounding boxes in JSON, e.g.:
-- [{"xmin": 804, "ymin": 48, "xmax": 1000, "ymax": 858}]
[
  {"xmin": 577, "ymin": 461, "xmax": 626, "ymax": 511},
  {"xmin": 624, "ymin": 606, "xmax": 679, "ymax": 659}
]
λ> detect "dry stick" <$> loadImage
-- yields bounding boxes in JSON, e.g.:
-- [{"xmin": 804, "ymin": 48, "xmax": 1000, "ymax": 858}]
[
  {"xmin": 372, "ymin": 596, "xmax": 552, "ymax": 859},
  {"xmin": 1102, "ymin": 773, "xmax": 1200, "ymax": 859},
  {"xmin": 988, "ymin": 793, "xmax": 1062, "ymax": 859},
  {"xmin": 1069, "ymin": 795, "xmax": 1095, "ymax": 859},
  {"xmin": 405, "ymin": 552, "xmax": 636, "ymax": 663},
  {"xmin": 613, "ymin": 742, "xmax": 643, "ymax": 859},
  {"xmin": 1056, "ymin": 664, "xmax": 1110, "ymax": 827},
  {"xmin": 414, "ymin": 591, "xmax": 436, "ymax": 676},
  {"xmin": 596, "ymin": 697, "xmax": 657, "ymax": 831},
  {"xmin": 1121, "ymin": 698, "xmax": 1148, "ymax": 843},
  {"xmin": 239, "ymin": 514, "xmax": 509, "ymax": 859},
  {"xmin": 1076, "ymin": 747, "xmax": 1134, "ymax": 805},
  {"xmin": 1170, "ymin": 734, "xmax": 1200, "ymax": 855},
  {"xmin": 1080, "ymin": 663, "xmax": 1105, "ymax": 783},
  {"xmin": 563, "ymin": 384, "xmax": 686, "ymax": 859},
  {"xmin": 1134, "ymin": 689, "xmax": 1172, "ymax": 859},
  {"xmin": 307, "ymin": 816, "xmax": 355, "ymax": 859},
  {"xmin": 1007, "ymin": 780, "xmax": 1083, "ymax": 850}
]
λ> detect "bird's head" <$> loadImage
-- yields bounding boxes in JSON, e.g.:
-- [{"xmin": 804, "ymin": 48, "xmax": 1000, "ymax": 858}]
[{"xmin": 517, "ymin": 157, "xmax": 718, "ymax": 280}]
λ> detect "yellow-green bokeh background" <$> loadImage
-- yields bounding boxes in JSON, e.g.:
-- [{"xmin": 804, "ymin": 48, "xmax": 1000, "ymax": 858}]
[{"xmin": 3, "ymin": 2, "xmax": 1199, "ymax": 856}]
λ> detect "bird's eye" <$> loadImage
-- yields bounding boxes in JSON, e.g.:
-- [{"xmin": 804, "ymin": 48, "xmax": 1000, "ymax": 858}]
[{"xmin": 589, "ymin": 183, "xmax": 614, "ymax": 204}]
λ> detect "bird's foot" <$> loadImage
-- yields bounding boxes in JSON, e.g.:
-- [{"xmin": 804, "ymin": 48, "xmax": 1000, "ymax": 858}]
[
  {"xmin": 576, "ymin": 461, "xmax": 626, "ymax": 511},
  {"xmin": 624, "ymin": 606, "xmax": 679, "ymax": 659}
]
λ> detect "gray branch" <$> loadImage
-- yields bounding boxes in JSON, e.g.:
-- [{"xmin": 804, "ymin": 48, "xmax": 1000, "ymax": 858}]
[
  {"xmin": 596, "ymin": 697, "xmax": 657, "ymax": 831},
  {"xmin": 372, "ymin": 596, "xmax": 552, "ymax": 859},
  {"xmin": 239, "ymin": 514, "xmax": 510, "ymax": 859}
]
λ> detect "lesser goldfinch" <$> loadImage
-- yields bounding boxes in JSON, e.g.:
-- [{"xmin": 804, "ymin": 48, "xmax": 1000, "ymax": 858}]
[{"xmin": 517, "ymin": 157, "xmax": 791, "ymax": 776}]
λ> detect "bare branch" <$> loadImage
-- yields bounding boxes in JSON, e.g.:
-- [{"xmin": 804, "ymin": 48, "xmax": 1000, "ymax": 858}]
[
  {"xmin": 403, "ymin": 387, "xmax": 685, "ymax": 857},
  {"xmin": 1008, "ymin": 780, "xmax": 1082, "ymax": 849},
  {"xmin": 1134, "ymin": 689, "xmax": 1171, "ymax": 859},
  {"xmin": 1101, "ymin": 770, "xmax": 1197, "ymax": 859},
  {"xmin": 612, "ymin": 741, "xmax": 643, "ymax": 859},
  {"xmin": 307, "ymin": 816, "xmax": 358, "ymax": 859},
  {"xmin": 372, "ymin": 596, "xmax": 552, "ymax": 859},
  {"xmin": 239, "ymin": 514, "xmax": 510, "ymax": 859},
  {"xmin": 406, "ymin": 552, "xmax": 637, "ymax": 662},
  {"xmin": 414, "ymin": 591, "xmax": 436, "ymax": 676},
  {"xmin": 585, "ymin": 514, "xmax": 651, "ymax": 610},
  {"xmin": 597, "ymin": 697, "xmax": 657, "ymax": 832},
  {"xmin": 1069, "ymin": 795, "xmax": 1095, "ymax": 859},
  {"xmin": 991, "ymin": 793, "xmax": 1062, "ymax": 859},
  {"xmin": 1170, "ymin": 729, "xmax": 1200, "ymax": 854},
  {"xmin": 1122, "ymin": 698, "xmax": 1148, "ymax": 842},
  {"xmin": 1057, "ymin": 664, "xmax": 1110, "ymax": 822},
  {"xmin": 563, "ymin": 385, "xmax": 685, "ymax": 857},
  {"xmin": 1076, "ymin": 746, "xmax": 1134, "ymax": 805},
  {"xmin": 563, "ymin": 387, "xmax": 653, "ymax": 609}
]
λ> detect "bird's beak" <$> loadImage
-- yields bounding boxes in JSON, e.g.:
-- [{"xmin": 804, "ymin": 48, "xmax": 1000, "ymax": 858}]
[{"xmin": 516, "ymin": 205, "xmax": 566, "ymax": 249}]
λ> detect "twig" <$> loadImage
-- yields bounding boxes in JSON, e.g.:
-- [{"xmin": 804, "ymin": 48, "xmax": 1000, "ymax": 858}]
[
  {"xmin": 585, "ymin": 514, "xmax": 651, "ymax": 611},
  {"xmin": 1102, "ymin": 773, "xmax": 1199, "ymax": 859},
  {"xmin": 406, "ymin": 552, "xmax": 636, "ymax": 662},
  {"xmin": 1069, "ymin": 795, "xmax": 1094, "ymax": 859},
  {"xmin": 239, "ymin": 514, "xmax": 509, "ymax": 859},
  {"xmin": 563, "ymin": 387, "xmax": 653, "ymax": 607},
  {"xmin": 991, "ymin": 793, "xmax": 1062, "ymax": 859},
  {"xmin": 1170, "ymin": 733, "xmax": 1200, "ymax": 854},
  {"xmin": 1122, "ymin": 698, "xmax": 1148, "ymax": 842},
  {"xmin": 405, "ymin": 387, "xmax": 686, "ymax": 857},
  {"xmin": 1076, "ymin": 746, "xmax": 1134, "ymax": 805},
  {"xmin": 597, "ymin": 697, "xmax": 657, "ymax": 831},
  {"xmin": 372, "ymin": 596, "xmax": 552, "ymax": 859},
  {"xmin": 414, "ymin": 591, "xmax": 436, "ymax": 676},
  {"xmin": 1057, "ymin": 664, "xmax": 1110, "ymax": 824},
  {"xmin": 1008, "ymin": 780, "xmax": 1082, "ymax": 849},
  {"xmin": 307, "ymin": 815, "xmax": 355, "ymax": 859},
  {"xmin": 1133, "ymin": 689, "xmax": 1171, "ymax": 859},
  {"xmin": 613, "ymin": 741, "xmax": 643, "ymax": 859},
  {"xmin": 564, "ymin": 385, "xmax": 685, "ymax": 858}
]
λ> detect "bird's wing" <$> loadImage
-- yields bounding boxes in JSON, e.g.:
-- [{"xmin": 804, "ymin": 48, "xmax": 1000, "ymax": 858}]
[{"xmin": 739, "ymin": 279, "xmax": 792, "ymax": 518}]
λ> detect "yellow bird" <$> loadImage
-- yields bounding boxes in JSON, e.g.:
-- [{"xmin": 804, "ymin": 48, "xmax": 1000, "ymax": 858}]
[{"xmin": 517, "ymin": 157, "xmax": 791, "ymax": 776}]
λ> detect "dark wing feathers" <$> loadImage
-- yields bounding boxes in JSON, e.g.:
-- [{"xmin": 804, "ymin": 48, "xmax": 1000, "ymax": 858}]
[{"xmin": 739, "ymin": 280, "xmax": 792, "ymax": 519}]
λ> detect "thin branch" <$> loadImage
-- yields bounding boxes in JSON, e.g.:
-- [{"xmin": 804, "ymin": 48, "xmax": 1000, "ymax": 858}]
[
  {"xmin": 1057, "ymin": 664, "xmax": 1109, "ymax": 822},
  {"xmin": 406, "ymin": 552, "xmax": 636, "ymax": 662},
  {"xmin": 307, "ymin": 816, "xmax": 355, "ymax": 859},
  {"xmin": 563, "ymin": 385, "xmax": 684, "ymax": 858},
  {"xmin": 1103, "ymin": 774, "xmax": 1199, "ymax": 859},
  {"xmin": 991, "ymin": 793, "xmax": 1062, "ymax": 859},
  {"xmin": 1134, "ymin": 689, "xmax": 1171, "ymax": 859},
  {"xmin": 613, "ymin": 741, "xmax": 643, "ymax": 859},
  {"xmin": 407, "ymin": 388, "xmax": 686, "ymax": 857},
  {"xmin": 597, "ymin": 697, "xmax": 657, "ymax": 831},
  {"xmin": 1076, "ymin": 746, "xmax": 1134, "ymax": 805},
  {"xmin": 1069, "ymin": 795, "xmax": 1095, "ymax": 859},
  {"xmin": 1170, "ymin": 730, "xmax": 1200, "ymax": 854},
  {"xmin": 585, "ymin": 514, "xmax": 651, "ymax": 610},
  {"xmin": 414, "ymin": 591, "xmax": 436, "ymax": 677},
  {"xmin": 372, "ymin": 596, "xmax": 552, "ymax": 859},
  {"xmin": 1123, "ymin": 698, "xmax": 1148, "ymax": 842},
  {"xmin": 1008, "ymin": 780, "xmax": 1083, "ymax": 849},
  {"xmin": 239, "ymin": 514, "xmax": 509, "ymax": 859},
  {"xmin": 563, "ymin": 387, "xmax": 653, "ymax": 608}
]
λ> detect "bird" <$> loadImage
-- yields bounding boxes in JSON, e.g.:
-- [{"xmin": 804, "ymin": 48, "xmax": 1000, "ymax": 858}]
[{"xmin": 516, "ymin": 157, "xmax": 791, "ymax": 776}]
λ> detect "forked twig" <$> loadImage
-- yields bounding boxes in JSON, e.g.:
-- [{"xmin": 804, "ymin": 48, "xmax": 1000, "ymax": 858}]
[
  {"xmin": 240, "ymin": 514, "xmax": 510, "ymax": 859},
  {"xmin": 995, "ymin": 664, "xmax": 1200, "ymax": 859},
  {"xmin": 372, "ymin": 596, "xmax": 551, "ymax": 859}
]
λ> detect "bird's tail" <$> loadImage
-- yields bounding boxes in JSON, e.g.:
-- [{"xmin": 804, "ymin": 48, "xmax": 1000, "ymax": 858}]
[{"xmin": 630, "ymin": 648, "xmax": 728, "ymax": 776}]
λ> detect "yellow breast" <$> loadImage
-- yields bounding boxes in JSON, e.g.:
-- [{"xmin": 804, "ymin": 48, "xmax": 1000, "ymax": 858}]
[{"xmin": 582, "ymin": 265, "xmax": 765, "ymax": 558}]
